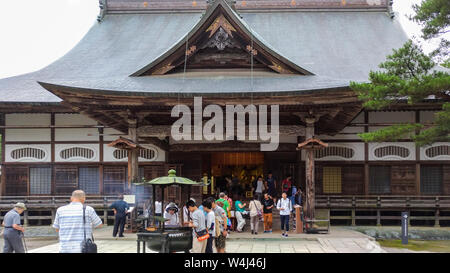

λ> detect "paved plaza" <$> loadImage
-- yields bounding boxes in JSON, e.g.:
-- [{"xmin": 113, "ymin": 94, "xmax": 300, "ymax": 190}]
[{"xmin": 14, "ymin": 226, "xmax": 386, "ymax": 253}]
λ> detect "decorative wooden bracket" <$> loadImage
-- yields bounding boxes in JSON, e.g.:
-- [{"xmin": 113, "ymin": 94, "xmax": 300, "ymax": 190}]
[
  {"xmin": 108, "ymin": 137, "xmax": 143, "ymax": 150},
  {"xmin": 297, "ymin": 137, "xmax": 328, "ymax": 150}
]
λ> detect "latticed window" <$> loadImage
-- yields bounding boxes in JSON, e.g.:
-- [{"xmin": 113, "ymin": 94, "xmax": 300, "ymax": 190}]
[
  {"xmin": 103, "ymin": 166, "xmax": 126, "ymax": 194},
  {"xmin": 5, "ymin": 167, "xmax": 28, "ymax": 196},
  {"xmin": 79, "ymin": 167, "xmax": 100, "ymax": 194},
  {"xmin": 11, "ymin": 147, "xmax": 46, "ymax": 160},
  {"xmin": 425, "ymin": 145, "xmax": 450, "ymax": 158},
  {"xmin": 113, "ymin": 148, "xmax": 157, "ymax": 160},
  {"xmin": 421, "ymin": 166, "xmax": 442, "ymax": 194},
  {"xmin": 30, "ymin": 167, "xmax": 51, "ymax": 195},
  {"xmin": 113, "ymin": 149, "xmax": 128, "ymax": 159},
  {"xmin": 369, "ymin": 166, "xmax": 391, "ymax": 194},
  {"xmin": 374, "ymin": 146, "xmax": 409, "ymax": 158},
  {"xmin": 140, "ymin": 148, "xmax": 156, "ymax": 160},
  {"xmin": 55, "ymin": 166, "xmax": 78, "ymax": 194},
  {"xmin": 322, "ymin": 167, "xmax": 342, "ymax": 194},
  {"xmin": 315, "ymin": 147, "xmax": 354, "ymax": 159},
  {"xmin": 60, "ymin": 147, "xmax": 95, "ymax": 160}
]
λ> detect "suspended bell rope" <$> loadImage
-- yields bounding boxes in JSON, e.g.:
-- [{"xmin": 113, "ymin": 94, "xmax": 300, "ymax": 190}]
[{"xmin": 179, "ymin": 34, "xmax": 190, "ymax": 113}]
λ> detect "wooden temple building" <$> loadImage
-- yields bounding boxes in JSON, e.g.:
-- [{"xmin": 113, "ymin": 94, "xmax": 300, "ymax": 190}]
[{"xmin": 0, "ymin": 0, "xmax": 449, "ymax": 226}]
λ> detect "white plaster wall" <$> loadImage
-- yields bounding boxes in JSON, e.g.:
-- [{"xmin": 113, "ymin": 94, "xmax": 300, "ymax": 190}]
[
  {"xmin": 6, "ymin": 113, "xmax": 51, "ymax": 126},
  {"xmin": 103, "ymin": 128, "xmax": 126, "ymax": 141},
  {"xmin": 420, "ymin": 111, "xmax": 437, "ymax": 123},
  {"xmin": 55, "ymin": 113, "xmax": 97, "ymax": 125},
  {"xmin": 5, "ymin": 114, "xmax": 51, "ymax": 141},
  {"xmin": 300, "ymin": 142, "xmax": 364, "ymax": 161},
  {"xmin": 103, "ymin": 144, "xmax": 165, "ymax": 162},
  {"xmin": 55, "ymin": 144, "xmax": 99, "ymax": 162},
  {"xmin": 318, "ymin": 126, "xmax": 364, "ymax": 140},
  {"xmin": 5, "ymin": 144, "xmax": 51, "ymax": 162},
  {"xmin": 350, "ymin": 112, "xmax": 365, "ymax": 124},
  {"xmin": 55, "ymin": 128, "xmax": 100, "ymax": 141},
  {"xmin": 368, "ymin": 142, "xmax": 415, "ymax": 161},
  {"xmin": 5, "ymin": 129, "xmax": 51, "ymax": 142},
  {"xmin": 369, "ymin": 111, "xmax": 415, "ymax": 124},
  {"xmin": 420, "ymin": 142, "xmax": 450, "ymax": 161},
  {"xmin": 54, "ymin": 114, "xmax": 99, "ymax": 141}
]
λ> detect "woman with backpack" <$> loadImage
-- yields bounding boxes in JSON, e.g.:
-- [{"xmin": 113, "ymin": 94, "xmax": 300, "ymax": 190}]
[{"xmin": 248, "ymin": 196, "xmax": 263, "ymax": 235}]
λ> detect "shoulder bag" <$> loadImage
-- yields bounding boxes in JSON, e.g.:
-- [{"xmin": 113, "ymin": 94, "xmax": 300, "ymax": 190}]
[{"xmin": 81, "ymin": 205, "xmax": 98, "ymax": 253}]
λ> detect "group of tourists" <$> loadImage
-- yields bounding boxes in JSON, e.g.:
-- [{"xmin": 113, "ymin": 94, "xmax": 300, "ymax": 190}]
[
  {"xmin": 1, "ymin": 171, "xmax": 303, "ymax": 253},
  {"xmin": 225, "ymin": 171, "xmax": 303, "ymax": 237},
  {"xmin": 185, "ymin": 197, "xmax": 228, "ymax": 253}
]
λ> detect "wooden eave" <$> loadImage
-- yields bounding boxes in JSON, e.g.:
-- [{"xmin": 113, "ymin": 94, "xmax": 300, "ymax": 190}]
[{"xmin": 36, "ymin": 82, "xmax": 364, "ymax": 136}]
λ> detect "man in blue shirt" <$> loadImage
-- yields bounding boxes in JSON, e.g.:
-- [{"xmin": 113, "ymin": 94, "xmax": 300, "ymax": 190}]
[
  {"xmin": 109, "ymin": 195, "xmax": 129, "ymax": 238},
  {"xmin": 2, "ymin": 202, "xmax": 26, "ymax": 253}
]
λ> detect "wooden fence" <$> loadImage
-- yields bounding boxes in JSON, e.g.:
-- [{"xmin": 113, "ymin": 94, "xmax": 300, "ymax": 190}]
[{"xmin": 316, "ymin": 195, "xmax": 450, "ymax": 226}]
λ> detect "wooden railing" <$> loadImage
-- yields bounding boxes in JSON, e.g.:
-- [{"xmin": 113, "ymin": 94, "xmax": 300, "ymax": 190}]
[
  {"xmin": 316, "ymin": 195, "xmax": 450, "ymax": 209},
  {"xmin": 316, "ymin": 195, "xmax": 450, "ymax": 226}
]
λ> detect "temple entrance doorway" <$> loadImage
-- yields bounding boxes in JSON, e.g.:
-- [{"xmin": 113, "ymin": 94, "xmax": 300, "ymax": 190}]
[{"xmin": 211, "ymin": 152, "xmax": 264, "ymax": 199}]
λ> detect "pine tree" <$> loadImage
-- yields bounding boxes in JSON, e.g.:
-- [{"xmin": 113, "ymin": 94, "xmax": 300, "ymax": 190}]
[{"xmin": 350, "ymin": 0, "xmax": 450, "ymax": 146}]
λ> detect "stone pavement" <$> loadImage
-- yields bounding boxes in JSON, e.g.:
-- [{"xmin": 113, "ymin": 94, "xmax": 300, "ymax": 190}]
[{"xmin": 23, "ymin": 226, "xmax": 385, "ymax": 253}]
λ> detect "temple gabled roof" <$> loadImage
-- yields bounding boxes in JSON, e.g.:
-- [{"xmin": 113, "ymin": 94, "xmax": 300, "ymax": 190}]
[
  {"xmin": 132, "ymin": 0, "xmax": 313, "ymax": 76},
  {"xmin": 0, "ymin": 1, "xmax": 407, "ymax": 103}
]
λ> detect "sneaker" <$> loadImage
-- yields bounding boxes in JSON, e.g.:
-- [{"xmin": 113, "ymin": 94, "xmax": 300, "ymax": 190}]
[
  {"xmin": 281, "ymin": 233, "xmax": 285, "ymax": 237},
  {"xmin": 255, "ymin": 232, "xmax": 258, "ymax": 235},
  {"xmin": 251, "ymin": 230, "xmax": 254, "ymax": 234}
]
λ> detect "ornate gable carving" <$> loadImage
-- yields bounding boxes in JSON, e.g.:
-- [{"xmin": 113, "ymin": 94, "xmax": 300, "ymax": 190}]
[{"xmin": 132, "ymin": 0, "xmax": 313, "ymax": 76}]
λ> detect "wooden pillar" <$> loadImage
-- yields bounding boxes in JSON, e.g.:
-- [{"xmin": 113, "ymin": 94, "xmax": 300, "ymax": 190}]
[
  {"xmin": 23, "ymin": 210, "xmax": 29, "ymax": 227},
  {"xmin": 0, "ymin": 112, "xmax": 5, "ymax": 196},
  {"xmin": 305, "ymin": 117, "xmax": 315, "ymax": 220},
  {"xmin": 103, "ymin": 197, "xmax": 108, "ymax": 226},
  {"xmin": 435, "ymin": 197, "xmax": 440, "ymax": 227},
  {"xmin": 415, "ymin": 110, "xmax": 421, "ymax": 195},
  {"xmin": 364, "ymin": 111, "xmax": 369, "ymax": 195},
  {"xmin": 51, "ymin": 209, "xmax": 56, "ymax": 223},
  {"xmin": 127, "ymin": 117, "xmax": 139, "ymax": 190}
]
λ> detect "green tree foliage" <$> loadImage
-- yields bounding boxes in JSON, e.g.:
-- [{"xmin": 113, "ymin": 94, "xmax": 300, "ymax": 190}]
[
  {"xmin": 350, "ymin": 0, "xmax": 450, "ymax": 147},
  {"xmin": 411, "ymin": 0, "xmax": 449, "ymax": 63}
]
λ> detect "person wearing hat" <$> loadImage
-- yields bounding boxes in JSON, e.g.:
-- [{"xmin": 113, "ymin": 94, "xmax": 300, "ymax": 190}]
[
  {"xmin": 163, "ymin": 202, "xmax": 180, "ymax": 226},
  {"xmin": 2, "ymin": 202, "xmax": 26, "ymax": 253}
]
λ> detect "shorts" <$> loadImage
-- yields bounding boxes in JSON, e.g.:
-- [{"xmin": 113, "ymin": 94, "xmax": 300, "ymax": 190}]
[{"xmin": 214, "ymin": 234, "xmax": 226, "ymax": 249}]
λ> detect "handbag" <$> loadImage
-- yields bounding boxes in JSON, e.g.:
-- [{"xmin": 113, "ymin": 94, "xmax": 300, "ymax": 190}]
[
  {"xmin": 81, "ymin": 205, "xmax": 98, "ymax": 253},
  {"xmin": 252, "ymin": 201, "xmax": 263, "ymax": 220},
  {"xmin": 195, "ymin": 228, "xmax": 210, "ymax": 242}
]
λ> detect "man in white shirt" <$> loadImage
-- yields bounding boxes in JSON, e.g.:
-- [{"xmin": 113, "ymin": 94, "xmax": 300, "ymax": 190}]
[
  {"xmin": 53, "ymin": 190, "xmax": 103, "ymax": 253},
  {"xmin": 276, "ymin": 192, "xmax": 292, "ymax": 237}
]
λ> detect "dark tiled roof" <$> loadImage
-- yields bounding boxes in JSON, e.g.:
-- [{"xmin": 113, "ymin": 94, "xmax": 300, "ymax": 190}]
[{"xmin": 0, "ymin": 9, "xmax": 408, "ymax": 102}]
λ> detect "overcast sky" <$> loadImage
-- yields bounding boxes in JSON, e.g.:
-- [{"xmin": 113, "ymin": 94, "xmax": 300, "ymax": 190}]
[{"xmin": 0, "ymin": 0, "xmax": 434, "ymax": 79}]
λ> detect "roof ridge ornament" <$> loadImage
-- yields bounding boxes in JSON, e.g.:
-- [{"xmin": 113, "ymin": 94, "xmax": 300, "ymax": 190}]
[{"xmin": 207, "ymin": 0, "xmax": 236, "ymax": 10}]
